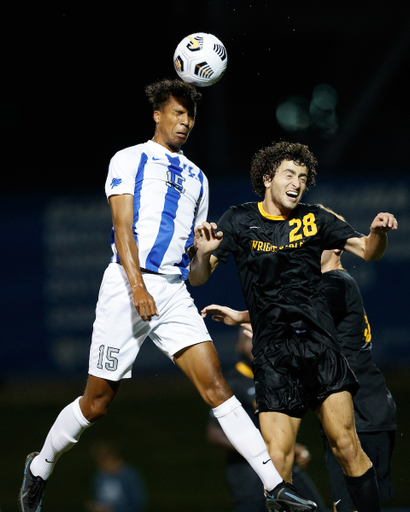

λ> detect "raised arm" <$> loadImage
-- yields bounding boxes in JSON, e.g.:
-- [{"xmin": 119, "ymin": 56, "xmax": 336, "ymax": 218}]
[
  {"xmin": 109, "ymin": 194, "xmax": 158, "ymax": 321},
  {"xmin": 344, "ymin": 212, "xmax": 398, "ymax": 261},
  {"xmin": 188, "ymin": 222, "xmax": 222, "ymax": 286}
]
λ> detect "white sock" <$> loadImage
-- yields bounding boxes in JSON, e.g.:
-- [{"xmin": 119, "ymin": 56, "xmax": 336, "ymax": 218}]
[
  {"xmin": 212, "ymin": 395, "xmax": 282, "ymax": 492},
  {"xmin": 30, "ymin": 397, "xmax": 91, "ymax": 480}
]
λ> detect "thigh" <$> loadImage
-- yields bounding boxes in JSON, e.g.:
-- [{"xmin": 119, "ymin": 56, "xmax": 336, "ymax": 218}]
[
  {"xmin": 259, "ymin": 411, "xmax": 301, "ymax": 453},
  {"xmin": 316, "ymin": 390, "xmax": 356, "ymax": 444},
  {"xmin": 359, "ymin": 431, "xmax": 395, "ymax": 502}
]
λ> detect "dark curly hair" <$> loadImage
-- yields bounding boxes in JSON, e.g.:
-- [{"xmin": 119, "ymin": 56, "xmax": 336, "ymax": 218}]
[
  {"xmin": 251, "ymin": 141, "xmax": 318, "ymax": 196},
  {"xmin": 145, "ymin": 78, "xmax": 202, "ymax": 113}
]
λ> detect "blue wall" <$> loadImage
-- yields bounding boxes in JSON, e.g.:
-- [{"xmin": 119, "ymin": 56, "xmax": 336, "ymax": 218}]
[{"xmin": 1, "ymin": 171, "xmax": 409, "ymax": 380}]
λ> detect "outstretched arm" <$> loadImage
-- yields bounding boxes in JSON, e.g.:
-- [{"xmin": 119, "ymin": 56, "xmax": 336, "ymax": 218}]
[
  {"xmin": 109, "ymin": 194, "xmax": 158, "ymax": 321},
  {"xmin": 201, "ymin": 304, "xmax": 250, "ymax": 325},
  {"xmin": 344, "ymin": 212, "xmax": 398, "ymax": 261},
  {"xmin": 188, "ymin": 222, "xmax": 222, "ymax": 286}
]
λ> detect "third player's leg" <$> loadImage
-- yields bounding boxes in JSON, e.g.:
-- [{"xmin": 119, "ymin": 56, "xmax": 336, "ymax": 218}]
[
  {"xmin": 174, "ymin": 341, "xmax": 233, "ymax": 407},
  {"xmin": 316, "ymin": 390, "xmax": 371, "ymax": 477},
  {"xmin": 258, "ymin": 411, "xmax": 301, "ymax": 482}
]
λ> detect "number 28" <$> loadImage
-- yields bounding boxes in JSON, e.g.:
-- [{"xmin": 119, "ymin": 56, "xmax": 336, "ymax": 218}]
[{"xmin": 289, "ymin": 213, "xmax": 318, "ymax": 243}]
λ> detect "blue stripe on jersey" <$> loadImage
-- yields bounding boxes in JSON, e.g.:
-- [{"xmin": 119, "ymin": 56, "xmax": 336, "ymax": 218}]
[
  {"xmin": 145, "ymin": 154, "xmax": 183, "ymax": 273},
  {"xmin": 133, "ymin": 152, "xmax": 149, "ymax": 243},
  {"xmin": 173, "ymin": 169, "xmax": 205, "ymax": 279}
]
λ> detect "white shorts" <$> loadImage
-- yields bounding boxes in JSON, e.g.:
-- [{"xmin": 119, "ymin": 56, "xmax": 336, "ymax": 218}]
[{"xmin": 89, "ymin": 263, "xmax": 212, "ymax": 381}]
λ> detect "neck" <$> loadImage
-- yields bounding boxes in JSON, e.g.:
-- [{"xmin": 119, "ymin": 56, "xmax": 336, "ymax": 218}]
[
  {"xmin": 262, "ymin": 199, "xmax": 291, "ymax": 217},
  {"xmin": 321, "ymin": 259, "xmax": 343, "ymax": 273},
  {"xmin": 152, "ymin": 135, "xmax": 180, "ymax": 153}
]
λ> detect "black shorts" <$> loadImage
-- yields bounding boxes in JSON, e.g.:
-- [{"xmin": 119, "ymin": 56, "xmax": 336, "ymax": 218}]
[
  {"xmin": 252, "ymin": 331, "xmax": 358, "ymax": 418},
  {"xmin": 322, "ymin": 430, "xmax": 395, "ymax": 511}
]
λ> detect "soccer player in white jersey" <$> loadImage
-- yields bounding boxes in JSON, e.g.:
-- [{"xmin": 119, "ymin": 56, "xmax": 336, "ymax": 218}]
[{"xmin": 18, "ymin": 79, "xmax": 317, "ymax": 512}]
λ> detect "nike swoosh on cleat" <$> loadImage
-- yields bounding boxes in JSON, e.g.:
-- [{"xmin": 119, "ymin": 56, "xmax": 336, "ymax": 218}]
[
  {"xmin": 45, "ymin": 459, "xmax": 54, "ymax": 463},
  {"xmin": 335, "ymin": 499, "xmax": 342, "ymax": 505}
]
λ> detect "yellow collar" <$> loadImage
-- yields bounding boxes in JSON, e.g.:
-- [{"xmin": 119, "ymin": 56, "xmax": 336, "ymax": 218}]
[{"xmin": 258, "ymin": 202, "xmax": 289, "ymax": 220}]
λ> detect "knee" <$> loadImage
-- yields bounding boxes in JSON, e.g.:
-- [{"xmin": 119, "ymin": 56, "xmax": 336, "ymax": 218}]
[
  {"xmin": 330, "ymin": 430, "xmax": 361, "ymax": 466},
  {"xmin": 201, "ymin": 375, "xmax": 232, "ymax": 408},
  {"xmin": 80, "ymin": 395, "xmax": 110, "ymax": 422}
]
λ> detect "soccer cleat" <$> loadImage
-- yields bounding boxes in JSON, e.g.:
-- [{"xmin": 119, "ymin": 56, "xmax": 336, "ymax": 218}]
[
  {"xmin": 18, "ymin": 452, "xmax": 47, "ymax": 512},
  {"xmin": 265, "ymin": 480, "xmax": 317, "ymax": 511}
]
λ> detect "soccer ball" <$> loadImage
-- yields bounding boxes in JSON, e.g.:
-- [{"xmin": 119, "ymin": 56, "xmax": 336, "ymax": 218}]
[{"xmin": 173, "ymin": 33, "xmax": 228, "ymax": 87}]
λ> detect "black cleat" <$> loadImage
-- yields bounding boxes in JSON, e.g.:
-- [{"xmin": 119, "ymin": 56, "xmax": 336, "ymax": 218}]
[
  {"xmin": 18, "ymin": 452, "xmax": 47, "ymax": 512},
  {"xmin": 266, "ymin": 480, "xmax": 317, "ymax": 511}
]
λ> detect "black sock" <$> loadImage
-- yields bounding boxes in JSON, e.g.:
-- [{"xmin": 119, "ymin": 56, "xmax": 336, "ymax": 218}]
[{"xmin": 344, "ymin": 465, "xmax": 381, "ymax": 512}]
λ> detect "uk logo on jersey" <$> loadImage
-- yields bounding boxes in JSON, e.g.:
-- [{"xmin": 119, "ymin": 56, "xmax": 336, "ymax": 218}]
[{"xmin": 110, "ymin": 177, "xmax": 122, "ymax": 189}]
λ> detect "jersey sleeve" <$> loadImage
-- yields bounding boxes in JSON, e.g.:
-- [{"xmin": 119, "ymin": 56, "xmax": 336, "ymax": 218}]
[
  {"xmin": 319, "ymin": 207, "xmax": 364, "ymax": 250},
  {"xmin": 213, "ymin": 207, "xmax": 239, "ymax": 264},
  {"xmin": 194, "ymin": 173, "xmax": 209, "ymax": 226},
  {"xmin": 105, "ymin": 149, "xmax": 140, "ymax": 200}
]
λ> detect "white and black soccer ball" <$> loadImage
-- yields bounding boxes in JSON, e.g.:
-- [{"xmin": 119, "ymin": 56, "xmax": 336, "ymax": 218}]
[{"xmin": 173, "ymin": 33, "xmax": 228, "ymax": 87}]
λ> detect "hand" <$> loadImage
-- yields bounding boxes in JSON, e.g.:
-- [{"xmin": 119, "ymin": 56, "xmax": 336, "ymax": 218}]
[
  {"xmin": 241, "ymin": 322, "xmax": 253, "ymax": 339},
  {"xmin": 370, "ymin": 212, "xmax": 398, "ymax": 234},
  {"xmin": 294, "ymin": 443, "xmax": 311, "ymax": 469},
  {"xmin": 132, "ymin": 285, "xmax": 159, "ymax": 321},
  {"xmin": 194, "ymin": 222, "xmax": 223, "ymax": 255},
  {"xmin": 201, "ymin": 304, "xmax": 249, "ymax": 325}
]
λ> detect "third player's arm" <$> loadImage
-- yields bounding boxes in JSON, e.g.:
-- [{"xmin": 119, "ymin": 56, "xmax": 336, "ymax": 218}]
[
  {"xmin": 344, "ymin": 211, "xmax": 398, "ymax": 261},
  {"xmin": 109, "ymin": 194, "xmax": 158, "ymax": 320}
]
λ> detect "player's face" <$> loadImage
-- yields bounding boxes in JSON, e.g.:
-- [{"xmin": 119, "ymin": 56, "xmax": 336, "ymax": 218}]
[
  {"xmin": 263, "ymin": 160, "xmax": 308, "ymax": 216},
  {"xmin": 152, "ymin": 96, "xmax": 196, "ymax": 152}
]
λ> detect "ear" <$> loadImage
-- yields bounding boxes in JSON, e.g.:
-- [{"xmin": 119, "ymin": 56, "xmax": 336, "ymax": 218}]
[
  {"xmin": 263, "ymin": 174, "xmax": 272, "ymax": 188},
  {"xmin": 153, "ymin": 110, "xmax": 161, "ymax": 124}
]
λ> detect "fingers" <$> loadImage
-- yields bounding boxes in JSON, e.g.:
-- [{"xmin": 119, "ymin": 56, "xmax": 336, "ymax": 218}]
[
  {"xmin": 195, "ymin": 222, "xmax": 223, "ymax": 240},
  {"xmin": 241, "ymin": 322, "xmax": 253, "ymax": 339},
  {"xmin": 201, "ymin": 304, "xmax": 225, "ymax": 318},
  {"xmin": 371, "ymin": 212, "xmax": 398, "ymax": 232},
  {"xmin": 134, "ymin": 292, "xmax": 159, "ymax": 322}
]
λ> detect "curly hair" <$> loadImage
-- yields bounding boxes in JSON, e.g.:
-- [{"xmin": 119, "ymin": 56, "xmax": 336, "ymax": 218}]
[
  {"xmin": 250, "ymin": 141, "xmax": 318, "ymax": 196},
  {"xmin": 145, "ymin": 78, "xmax": 202, "ymax": 113}
]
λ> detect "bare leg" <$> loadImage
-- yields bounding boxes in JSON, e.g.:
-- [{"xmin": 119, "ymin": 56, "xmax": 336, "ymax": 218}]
[
  {"xmin": 259, "ymin": 411, "xmax": 301, "ymax": 482},
  {"xmin": 80, "ymin": 374, "xmax": 121, "ymax": 421},
  {"xmin": 316, "ymin": 391, "xmax": 370, "ymax": 477},
  {"xmin": 174, "ymin": 341, "xmax": 232, "ymax": 407}
]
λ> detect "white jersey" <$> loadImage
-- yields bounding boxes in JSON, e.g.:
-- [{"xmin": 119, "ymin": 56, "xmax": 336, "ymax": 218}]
[{"xmin": 105, "ymin": 140, "xmax": 209, "ymax": 280}]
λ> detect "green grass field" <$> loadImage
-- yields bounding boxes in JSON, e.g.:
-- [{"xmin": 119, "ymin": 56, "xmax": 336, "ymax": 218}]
[{"xmin": 1, "ymin": 370, "xmax": 409, "ymax": 512}]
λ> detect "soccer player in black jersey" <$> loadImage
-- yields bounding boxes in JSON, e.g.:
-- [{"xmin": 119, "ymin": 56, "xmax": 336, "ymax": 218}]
[
  {"xmin": 189, "ymin": 141, "xmax": 398, "ymax": 512},
  {"xmin": 319, "ymin": 208, "xmax": 396, "ymax": 512}
]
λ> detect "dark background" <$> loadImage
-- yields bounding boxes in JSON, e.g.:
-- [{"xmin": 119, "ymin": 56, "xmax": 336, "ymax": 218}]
[{"xmin": 1, "ymin": 2, "xmax": 410, "ymax": 511}]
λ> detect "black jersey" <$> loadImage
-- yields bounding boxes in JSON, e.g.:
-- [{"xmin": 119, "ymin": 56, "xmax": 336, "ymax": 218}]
[
  {"xmin": 214, "ymin": 202, "xmax": 363, "ymax": 354},
  {"xmin": 322, "ymin": 269, "xmax": 396, "ymax": 432}
]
